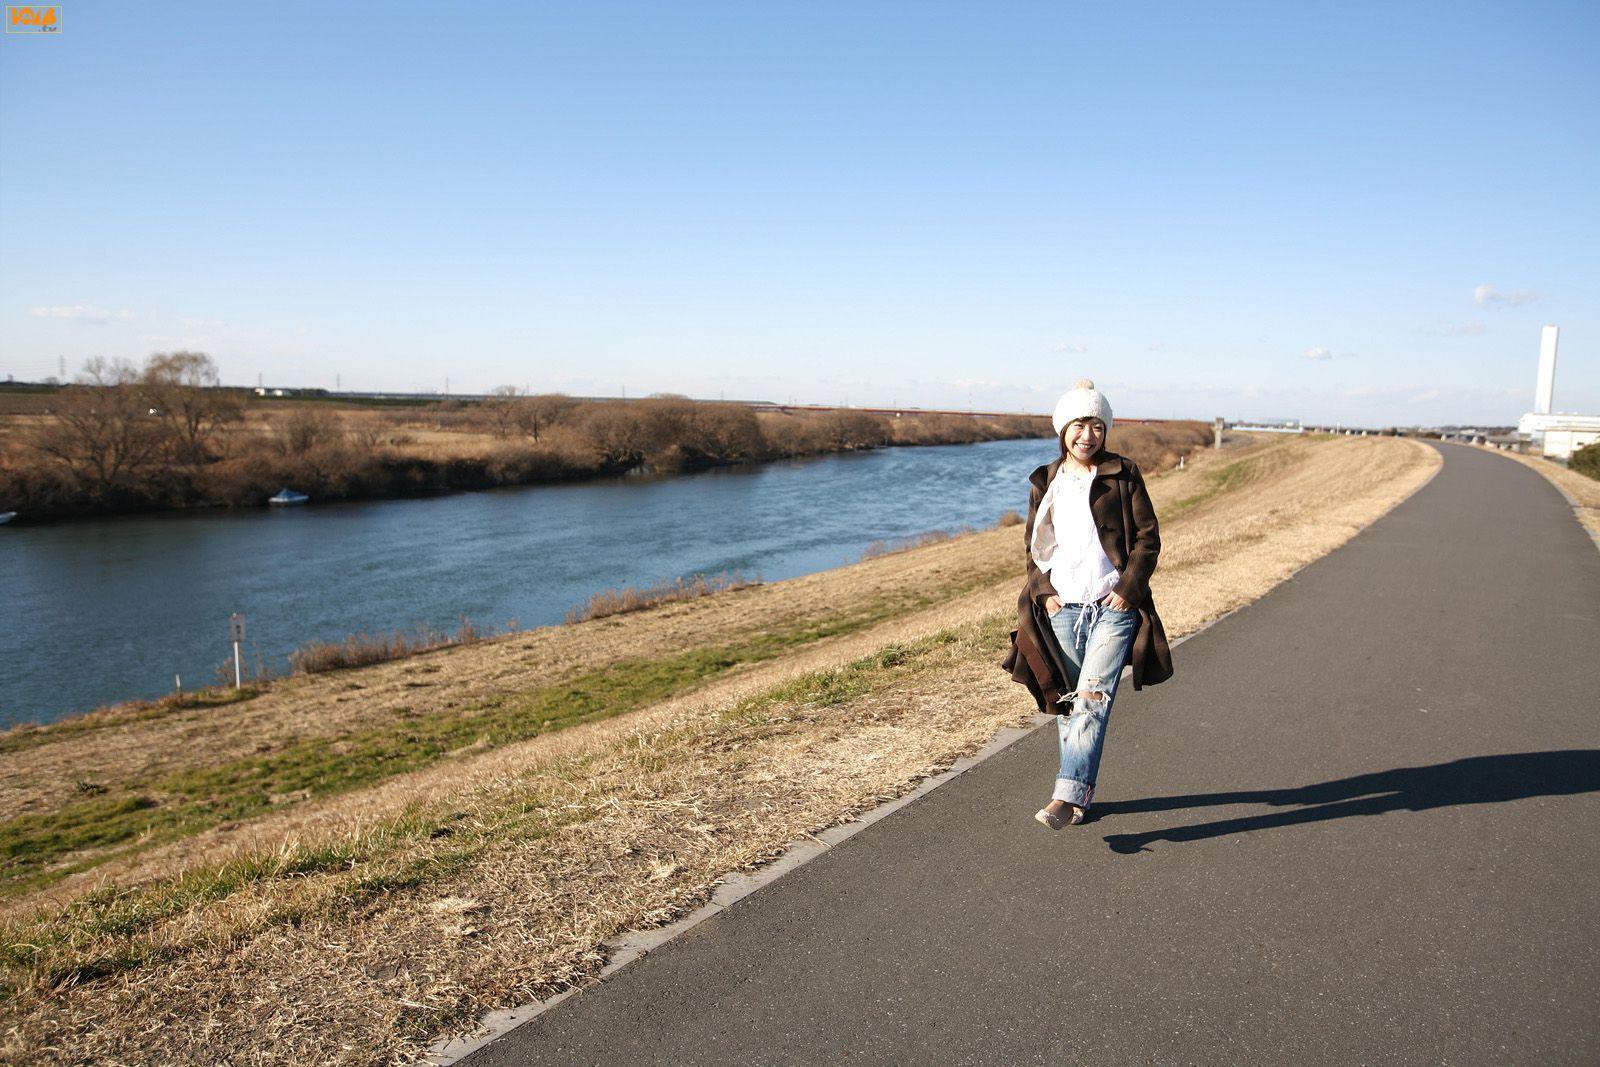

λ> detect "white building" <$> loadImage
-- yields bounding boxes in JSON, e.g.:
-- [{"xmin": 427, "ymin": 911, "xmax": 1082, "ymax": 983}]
[{"xmin": 1515, "ymin": 325, "xmax": 1600, "ymax": 460}]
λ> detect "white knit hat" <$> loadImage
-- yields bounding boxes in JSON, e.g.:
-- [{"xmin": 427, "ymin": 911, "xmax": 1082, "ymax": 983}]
[{"xmin": 1051, "ymin": 378, "xmax": 1113, "ymax": 435}]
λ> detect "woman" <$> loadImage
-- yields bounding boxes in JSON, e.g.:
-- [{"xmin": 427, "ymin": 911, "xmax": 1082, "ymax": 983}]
[{"xmin": 1000, "ymin": 379, "xmax": 1173, "ymax": 828}]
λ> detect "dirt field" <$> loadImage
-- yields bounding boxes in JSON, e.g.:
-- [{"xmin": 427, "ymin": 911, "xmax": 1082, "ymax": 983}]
[{"xmin": 0, "ymin": 433, "xmax": 1440, "ymax": 1065}]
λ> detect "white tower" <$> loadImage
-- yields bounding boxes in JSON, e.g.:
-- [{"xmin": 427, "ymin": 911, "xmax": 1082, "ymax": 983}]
[{"xmin": 1535, "ymin": 325, "xmax": 1559, "ymax": 414}]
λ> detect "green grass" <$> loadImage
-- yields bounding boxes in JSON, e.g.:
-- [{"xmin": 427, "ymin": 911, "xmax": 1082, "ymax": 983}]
[
  {"xmin": 1163, "ymin": 456, "xmax": 1261, "ymax": 519},
  {"xmin": 1, "ymin": 798, "xmax": 570, "ymax": 998},
  {"xmin": 1, "ymin": 611, "xmax": 1021, "ymax": 1000},
  {"xmin": 0, "ymin": 555, "xmax": 1017, "ymax": 896}
]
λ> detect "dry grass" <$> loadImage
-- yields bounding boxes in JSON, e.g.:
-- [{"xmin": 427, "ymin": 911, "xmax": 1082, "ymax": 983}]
[
  {"xmin": 0, "ymin": 535, "xmax": 1028, "ymax": 877},
  {"xmin": 565, "ymin": 573, "xmax": 762, "ymax": 623},
  {"xmin": 0, "ymin": 434, "xmax": 1439, "ymax": 1065},
  {"xmin": 859, "ymin": 527, "xmax": 968, "ymax": 560},
  {"xmin": 288, "ymin": 618, "xmax": 494, "ymax": 675}
]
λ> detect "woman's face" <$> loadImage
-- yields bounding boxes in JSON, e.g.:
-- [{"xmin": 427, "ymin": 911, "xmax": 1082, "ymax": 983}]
[{"xmin": 1062, "ymin": 417, "xmax": 1106, "ymax": 464}]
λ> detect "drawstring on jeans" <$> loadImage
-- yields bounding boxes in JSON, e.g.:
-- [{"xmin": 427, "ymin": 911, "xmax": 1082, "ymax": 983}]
[{"xmin": 1071, "ymin": 600, "xmax": 1097, "ymax": 649}]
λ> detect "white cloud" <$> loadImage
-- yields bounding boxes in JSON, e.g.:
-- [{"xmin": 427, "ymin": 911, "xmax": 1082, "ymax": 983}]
[
  {"xmin": 1305, "ymin": 346, "xmax": 1333, "ymax": 361},
  {"xmin": 1051, "ymin": 342, "xmax": 1087, "ymax": 354},
  {"xmin": 29, "ymin": 304, "xmax": 133, "ymax": 325},
  {"xmin": 1147, "ymin": 342, "xmax": 1167, "ymax": 352},
  {"xmin": 1473, "ymin": 283, "xmax": 1540, "ymax": 308}
]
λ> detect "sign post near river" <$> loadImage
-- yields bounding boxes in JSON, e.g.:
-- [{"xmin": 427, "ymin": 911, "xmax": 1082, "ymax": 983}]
[{"xmin": 229, "ymin": 614, "xmax": 245, "ymax": 689}]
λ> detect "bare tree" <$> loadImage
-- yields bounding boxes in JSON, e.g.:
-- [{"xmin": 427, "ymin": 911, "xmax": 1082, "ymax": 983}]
[
  {"xmin": 819, "ymin": 410, "xmax": 890, "ymax": 451},
  {"xmin": 276, "ymin": 408, "xmax": 342, "ymax": 456},
  {"xmin": 684, "ymin": 402, "xmax": 765, "ymax": 461},
  {"xmin": 141, "ymin": 351, "xmax": 240, "ymax": 464},
  {"xmin": 639, "ymin": 396, "xmax": 695, "ymax": 448},
  {"xmin": 578, "ymin": 402, "xmax": 652, "ymax": 468},
  {"xmin": 30, "ymin": 358, "xmax": 165, "ymax": 500},
  {"xmin": 519, "ymin": 393, "xmax": 579, "ymax": 441},
  {"xmin": 481, "ymin": 385, "xmax": 524, "ymax": 439}
]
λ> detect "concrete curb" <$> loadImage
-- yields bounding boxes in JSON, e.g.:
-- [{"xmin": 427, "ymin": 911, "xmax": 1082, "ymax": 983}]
[
  {"xmin": 426, "ymin": 438, "xmax": 1447, "ymax": 1065},
  {"xmin": 425, "ymin": 715, "xmax": 1053, "ymax": 1064}
]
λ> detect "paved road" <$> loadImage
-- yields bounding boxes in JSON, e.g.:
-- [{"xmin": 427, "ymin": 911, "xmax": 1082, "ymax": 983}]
[{"xmin": 465, "ymin": 443, "xmax": 1600, "ymax": 1066}]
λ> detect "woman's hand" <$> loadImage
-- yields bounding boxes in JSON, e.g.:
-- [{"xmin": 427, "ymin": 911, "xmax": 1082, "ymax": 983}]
[
  {"xmin": 1101, "ymin": 591, "xmax": 1132, "ymax": 611},
  {"xmin": 1044, "ymin": 595, "xmax": 1062, "ymax": 616}
]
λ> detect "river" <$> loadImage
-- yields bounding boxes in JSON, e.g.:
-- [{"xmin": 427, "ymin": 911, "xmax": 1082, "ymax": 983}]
[{"xmin": 1, "ymin": 438, "xmax": 1053, "ymax": 728}]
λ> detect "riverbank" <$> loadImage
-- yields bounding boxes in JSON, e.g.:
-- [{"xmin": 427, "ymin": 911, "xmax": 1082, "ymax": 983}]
[
  {"xmin": 0, "ymin": 433, "xmax": 1441, "ymax": 1064},
  {"xmin": 2, "ymin": 423, "xmax": 1215, "ymax": 728},
  {"xmin": 0, "ymin": 389, "xmax": 1108, "ymax": 523}
]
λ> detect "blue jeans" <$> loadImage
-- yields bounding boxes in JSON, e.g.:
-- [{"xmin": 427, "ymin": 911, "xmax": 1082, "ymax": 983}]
[{"xmin": 1046, "ymin": 601, "xmax": 1140, "ymax": 809}]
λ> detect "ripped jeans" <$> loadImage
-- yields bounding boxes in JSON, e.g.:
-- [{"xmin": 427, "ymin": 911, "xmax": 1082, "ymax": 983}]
[{"xmin": 1045, "ymin": 601, "xmax": 1139, "ymax": 810}]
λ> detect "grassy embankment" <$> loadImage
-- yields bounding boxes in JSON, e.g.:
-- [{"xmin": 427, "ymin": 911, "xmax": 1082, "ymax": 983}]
[
  {"xmin": 0, "ymin": 428, "xmax": 1438, "ymax": 1065},
  {"xmin": 0, "ymin": 387, "xmax": 1060, "ymax": 521},
  {"xmin": 2, "ymin": 419, "xmax": 1208, "ymax": 890}
]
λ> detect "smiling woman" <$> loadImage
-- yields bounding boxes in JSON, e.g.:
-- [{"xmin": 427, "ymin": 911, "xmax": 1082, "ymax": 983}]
[{"xmin": 1003, "ymin": 379, "xmax": 1173, "ymax": 829}]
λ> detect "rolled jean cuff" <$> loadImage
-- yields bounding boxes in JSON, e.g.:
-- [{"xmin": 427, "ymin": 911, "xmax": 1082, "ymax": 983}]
[{"xmin": 1052, "ymin": 778, "xmax": 1094, "ymax": 808}]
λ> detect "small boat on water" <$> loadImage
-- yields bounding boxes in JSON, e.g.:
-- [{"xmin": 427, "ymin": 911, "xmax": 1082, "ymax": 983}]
[
  {"xmin": 0, "ymin": 512, "xmax": 15, "ymax": 525},
  {"xmin": 268, "ymin": 489, "xmax": 309, "ymax": 507}
]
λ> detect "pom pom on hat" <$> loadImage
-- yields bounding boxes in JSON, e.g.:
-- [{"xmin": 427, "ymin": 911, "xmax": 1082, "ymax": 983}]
[{"xmin": 1052, "ymin": 379, "xmax": 1113, "ymax": 435}]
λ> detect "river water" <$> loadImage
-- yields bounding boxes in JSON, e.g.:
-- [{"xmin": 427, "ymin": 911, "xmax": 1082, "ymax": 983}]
[{"xmin": 1, "ymin": 438, "xmax": 1054, "ymax": 728}]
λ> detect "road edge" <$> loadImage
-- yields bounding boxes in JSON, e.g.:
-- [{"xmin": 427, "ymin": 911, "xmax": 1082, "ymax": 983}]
[
  {"xmin": 426, "ymin": 438, "xmax": 1446, "ymax": 1065},
  {"xmin": 1469, "ymin": 442, "xmax": 1600, "ymax": 552}
]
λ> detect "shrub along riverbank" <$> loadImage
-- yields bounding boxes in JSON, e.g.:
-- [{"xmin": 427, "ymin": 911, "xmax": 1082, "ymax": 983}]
[{"xmin": 0, "ymin": 364, "xmax": 1136, "ymax": 522}]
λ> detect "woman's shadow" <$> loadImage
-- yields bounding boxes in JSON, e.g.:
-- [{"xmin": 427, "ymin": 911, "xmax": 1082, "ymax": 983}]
[{"xmin": 1096, "ymin": 750, "xmax": 1600, "ymax": 854}]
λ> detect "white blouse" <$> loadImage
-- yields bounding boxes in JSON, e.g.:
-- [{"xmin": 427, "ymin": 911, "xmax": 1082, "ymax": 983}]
[{"xmin": 1030, "ymin": 464, "xmax": 1120, "ymax": 604}]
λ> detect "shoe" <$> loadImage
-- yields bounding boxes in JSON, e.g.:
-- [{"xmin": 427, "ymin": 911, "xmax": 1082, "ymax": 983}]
[{"xmin": 1036, "ymin": 806, "xmax": 1087, "ymax": 829}]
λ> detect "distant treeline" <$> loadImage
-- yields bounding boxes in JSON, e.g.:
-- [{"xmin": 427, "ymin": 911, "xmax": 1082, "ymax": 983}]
[{"xmin": 0, "ymin": 355, "xmax": 1066, "ymax": 521}]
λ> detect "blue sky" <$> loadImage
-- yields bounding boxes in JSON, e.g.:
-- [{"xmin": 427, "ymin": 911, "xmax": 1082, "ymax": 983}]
[{"xmin": 2, "ymin": 1, "xmax": 1596, "ymax": 425}]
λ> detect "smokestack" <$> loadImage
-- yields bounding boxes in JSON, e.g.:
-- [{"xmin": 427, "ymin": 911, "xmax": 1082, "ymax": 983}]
[{"xmin": 1535, "ymin": 325, "xmax": 1559, "ymax": 414}]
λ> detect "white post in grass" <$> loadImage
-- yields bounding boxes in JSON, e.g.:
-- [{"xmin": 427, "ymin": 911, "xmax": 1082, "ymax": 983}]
[{"xmin": 229, "ymin": 614, "xmax": 246, "ymax": 689}]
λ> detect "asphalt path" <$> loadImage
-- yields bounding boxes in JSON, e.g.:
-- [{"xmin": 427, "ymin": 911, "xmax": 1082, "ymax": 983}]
[{"xmin": 464, "ymin": 443, "xmax": 1600, "ymax": 1066}]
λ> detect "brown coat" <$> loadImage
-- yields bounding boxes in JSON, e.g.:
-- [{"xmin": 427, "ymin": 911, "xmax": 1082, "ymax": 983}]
[{"xmin": 1000, "ymin": 451, "xmax": 1173, "ymax": 713}]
